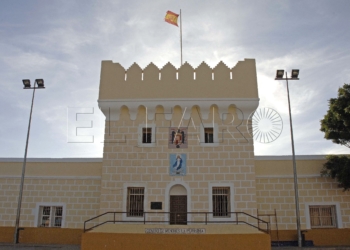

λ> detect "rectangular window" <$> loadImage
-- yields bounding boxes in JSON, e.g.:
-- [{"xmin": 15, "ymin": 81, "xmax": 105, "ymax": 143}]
[
  {"xmin": 204, "ymin": 128, "xmax": 214, "ymax": 143},
  {"xmin": 38, "ymin": 206, "xmax": 63, "ymax": 227},
  {"xmin": 309, "ymin": 205, "xmax": 337, "ymax": 228},
  {"xmin": 127, "ymin": 187, "xmax": 144, "ymax": 217},
  {"xmin": 142, "ymin": 128, "xmax": 152, "ymax": 143},
  {"xmin": 212, "ymin": 187, "xmax": 230, "ymax": 217}
]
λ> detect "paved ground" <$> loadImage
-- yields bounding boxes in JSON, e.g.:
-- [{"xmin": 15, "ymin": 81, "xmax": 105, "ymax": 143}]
[
  {"xmin": 0, "ymin": 244, "xmax": 80, "ymax": 250},
  {"xmin": 272, "ymin": 248, "xmax": 350, "ymax": 250}
]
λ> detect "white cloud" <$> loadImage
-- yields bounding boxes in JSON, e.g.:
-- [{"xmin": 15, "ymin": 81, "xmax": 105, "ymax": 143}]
[{"xmin": 1, "ymin": 0, "xmax": 350, "ymax": 157}]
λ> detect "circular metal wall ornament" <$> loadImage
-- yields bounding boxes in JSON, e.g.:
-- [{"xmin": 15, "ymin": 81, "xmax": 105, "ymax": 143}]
[{"xmin": 247, "ymin": 107, "xmax": 283, "ymax": 143}]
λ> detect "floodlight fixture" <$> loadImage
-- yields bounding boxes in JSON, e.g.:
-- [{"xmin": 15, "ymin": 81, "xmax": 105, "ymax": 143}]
[
  {"xmin": 275, "ymin": 70, "xmax": 284, "ymax": 79},
  {"xmin": 22, "ymin": 79, "xmax": 31, "ymax": 88},
  {"xmin": 274, "ymin": 70, "xmax": 301, "ymax": 247},
  {"xmin": 14, "ymin": 78, "xmax": 45, "ymax": 244},
  {"xmin": 35, "ymin": 79, "xmax": 45, "ymax": 88},
  {"xmin": 291, "ymin": 69, "xmax": 299, "ymax": 79}
]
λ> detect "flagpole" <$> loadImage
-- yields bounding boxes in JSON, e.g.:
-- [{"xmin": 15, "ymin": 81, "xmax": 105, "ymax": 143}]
[{"xmin": 180, "ymin": 9, "xmax": 183, "ymax": 66}]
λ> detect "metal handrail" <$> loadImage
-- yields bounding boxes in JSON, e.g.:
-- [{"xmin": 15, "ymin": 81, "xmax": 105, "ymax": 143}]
[{"xmin": 84, "ymin": 211, "xmax": 269, "ymax": 233}]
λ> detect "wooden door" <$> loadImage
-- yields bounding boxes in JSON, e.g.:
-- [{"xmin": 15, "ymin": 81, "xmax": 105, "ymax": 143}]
[{"xmin": 170, "ymin": 195, "xmax": 187, "ymax": 225}]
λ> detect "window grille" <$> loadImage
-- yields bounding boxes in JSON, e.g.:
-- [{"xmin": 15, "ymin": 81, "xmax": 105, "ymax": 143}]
[
  {"xmin": 54, "ymin": 207, "xmax": 63, "ymax": 227},
  {"xmin": 127, "ymin": 187, "xmax": 144, "ymax": 217},
  {"xmin": 142, "ymin": 128, "xmax": 152, "ymax": 143},
  {"xmin": 212, "ymin": 187, "xmax": 230, "ymax": 217},
  {"xmin": 39, "ymin": 206, "xmax": 63, "ymax": 227},
  {"xmin": 204, "ymin": 128, "xmax": 214, "ymax": 143},
  {"xmin": 309, "ymin": 205, "xmax": 337, "ymax": 228}
]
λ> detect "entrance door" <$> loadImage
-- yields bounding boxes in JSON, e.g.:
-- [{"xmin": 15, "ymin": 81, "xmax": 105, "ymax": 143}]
[{"xmin": 170, "ymin": 195, "xmax": 187, "ymax": 225}]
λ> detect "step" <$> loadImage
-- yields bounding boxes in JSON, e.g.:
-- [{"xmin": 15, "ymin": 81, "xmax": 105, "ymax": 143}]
[{"xmin": 88, "ymin": 223, "xmax": 264, "ymax": 234}]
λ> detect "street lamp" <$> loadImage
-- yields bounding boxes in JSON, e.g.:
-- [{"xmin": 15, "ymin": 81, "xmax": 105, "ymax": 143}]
[
  {"xmin": 275, "ymin": 70, "xmax": 302, "ymax": 247},
  {"xmin": 14, "ymin": 79, "xmax": 45, "ymax": 244}
]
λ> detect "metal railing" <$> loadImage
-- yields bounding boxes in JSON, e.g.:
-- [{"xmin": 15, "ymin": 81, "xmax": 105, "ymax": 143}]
[{"xmin": 84, "ymin": 211, "xmax": 269, "ymax": 233}]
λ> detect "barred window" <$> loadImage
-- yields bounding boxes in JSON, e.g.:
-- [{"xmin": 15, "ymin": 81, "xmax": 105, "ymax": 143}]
[
  {"xmin": 212, "ymin": 187, "xmax": 230, "ymax": 217},
  {"xmin": 127, "ymin": 187, "xmax": 144, "ymax": 217},
  {"xmin": 142, "ymin": 128, "xmax": 152, "ymax": 143},
  {"xmin": 39, "ymin": 206, "xmax": 63, "ymax": 227},
  {"xmin": 309, "ymin": 205, "xmax": 337, "ymax": 228},
  {"xmin": 204, "ymin": 128, "xmax": 214, "ymax": 143}
]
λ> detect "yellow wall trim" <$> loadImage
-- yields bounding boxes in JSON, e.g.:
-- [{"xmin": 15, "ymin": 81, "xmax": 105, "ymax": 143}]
[
  {"xmin": 0, "ymin": 227, "xmax": 83, "ymax": 244},
  {"xmin": 81, "ymin": 232, "xmax": 271, "ymax": 250},
  {"xmin": 270, "ymin": 229, "xmax": 350, "ymax": 246}
]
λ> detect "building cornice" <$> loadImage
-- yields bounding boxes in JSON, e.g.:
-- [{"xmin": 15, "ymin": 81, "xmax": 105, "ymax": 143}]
[
  {"xmin": 254, "ymin": 155, "xmax": 327, "ymax": 160},
  {"xmin": 98, "ymin": 98, "xmax": 259, "ymax": 121}
]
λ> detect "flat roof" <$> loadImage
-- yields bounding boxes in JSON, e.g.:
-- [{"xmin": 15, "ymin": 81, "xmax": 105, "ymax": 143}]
[
  {"xmin": 254, "ymin": 155, "xmax": 326, "ymax": 160},
  {"xmin": 0, "ymin": 158, "xmax": 103, "ymax": 162},
  {"xmin": 0, "ymin": 155, "xmax": 330, "ymax": 162}
]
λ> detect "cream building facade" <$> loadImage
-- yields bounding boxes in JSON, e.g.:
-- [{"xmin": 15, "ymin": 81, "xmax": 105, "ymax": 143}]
[
  {"xmin": 0, "ymin": 59, "xmax": 349, "ymax": 246},
  {"xmin": 256, "ymin": 156, "xmax": 350, "ymax": 231},
  {"xmin": 1, "ymin": 156, "xmax": 350, "ymax": 231},
  {"xmin": 97, "ymin": 59, "xmax": 259, "ymax": 225},
  {"xmin": 0, "ymin": 159, "xmax": 101, "ymax": 229}
]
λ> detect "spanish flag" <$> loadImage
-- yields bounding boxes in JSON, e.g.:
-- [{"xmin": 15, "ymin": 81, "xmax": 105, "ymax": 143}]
[{"xmin": 165, "ymin": 11, "xmax": 179, "ymax": 27}]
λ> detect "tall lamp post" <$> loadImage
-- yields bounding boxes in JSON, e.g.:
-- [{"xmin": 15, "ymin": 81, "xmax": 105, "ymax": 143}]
[
  {"xmin": 275, "ymin": 69, "xmax": 301, "ymax": 247},
  {"xmin": 14, "ymin": 79, "xmax": 45, "ymax": 244}
]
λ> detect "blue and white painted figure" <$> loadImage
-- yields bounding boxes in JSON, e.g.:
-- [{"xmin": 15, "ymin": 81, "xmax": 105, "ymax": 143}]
[
  {"xmin": 173, "ymin": 154, "xmax": 182, "ymax": 171},
  {"xmin": 169, "ymin": 154, "xmax": 186, "ymax": 176}
]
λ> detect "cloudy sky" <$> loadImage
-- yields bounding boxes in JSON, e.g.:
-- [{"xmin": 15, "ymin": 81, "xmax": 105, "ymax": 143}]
[{"xmin": 1, "ymin": 0, "xmax": 350, "ymax": 158}]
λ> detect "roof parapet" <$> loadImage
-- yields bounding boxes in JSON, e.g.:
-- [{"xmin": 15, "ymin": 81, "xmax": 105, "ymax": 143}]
[{"xmin": 99, "ymin": 59, "xmax": 258, "ymax": 100}]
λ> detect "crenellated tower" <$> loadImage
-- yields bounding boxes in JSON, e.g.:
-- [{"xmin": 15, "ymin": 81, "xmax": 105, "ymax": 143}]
[
  {"xmin": 99, "ymin": 59, "xmax": 259, "ymax": 121},
  {"xmin": 98, "ymin": 59, "xmax": 259, "ymax": 224}
]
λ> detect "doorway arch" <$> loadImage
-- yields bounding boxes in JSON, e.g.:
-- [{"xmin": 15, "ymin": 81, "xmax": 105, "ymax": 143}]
[
  {"xmin": 165, "ymin": 182, "xmax": 191, "ymax": 224},
  {"xmin": 169, "ymin": 185, "xmax": 187, "ymax": 224}
]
